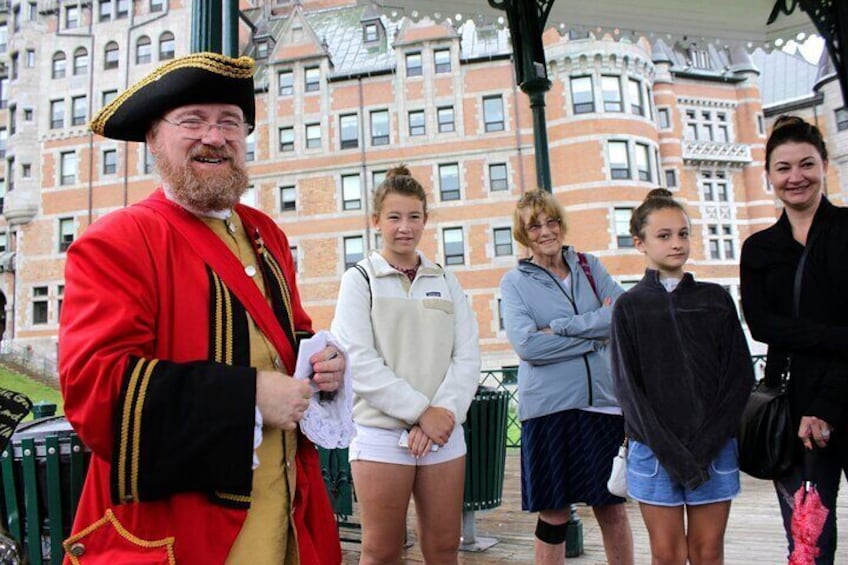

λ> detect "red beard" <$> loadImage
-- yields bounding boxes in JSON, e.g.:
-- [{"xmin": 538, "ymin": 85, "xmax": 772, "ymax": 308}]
[{"xmin": 156, "ymin": 145, "xmax": 250, "ymax": 213}]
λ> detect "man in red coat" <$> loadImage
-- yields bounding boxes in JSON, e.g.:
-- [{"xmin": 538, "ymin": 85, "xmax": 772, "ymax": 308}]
[{"xmin": 58, "ymin": 52, "xmax": 343, "ymax": 564}]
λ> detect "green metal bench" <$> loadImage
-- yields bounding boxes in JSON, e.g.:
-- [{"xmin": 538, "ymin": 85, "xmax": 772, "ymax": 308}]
[{"xmin": 0, "ymin": 416, "xmax": 88, "ymax": 565}]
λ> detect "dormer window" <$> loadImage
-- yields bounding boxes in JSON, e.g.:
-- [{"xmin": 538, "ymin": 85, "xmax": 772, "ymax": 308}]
[
  {"xmin": 364, "ymin": 23, "xmax": 378, "ymax": 43},
  {"xmin": 688, "ymin": 45, "xmax": 711, "ymax": 70},
  {"xmin": 256, "ymin": 39, "xmax": 269, "ymax": 59},
  {"xmin": 362, "ymin": 17, "xmax": 384, "ymax": 45}
]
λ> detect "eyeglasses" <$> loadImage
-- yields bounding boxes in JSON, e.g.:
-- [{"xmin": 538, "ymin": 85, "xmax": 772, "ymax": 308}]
[
  {"xmin": 526, "ymin": 218, "xmax": 561, "ymax": 234},
  {"xmin": 162, "ymin": 117, "xmax": 254, "ymax": 140}
]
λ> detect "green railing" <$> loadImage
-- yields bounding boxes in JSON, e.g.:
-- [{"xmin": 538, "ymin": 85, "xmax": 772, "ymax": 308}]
[{"xmin": 485, "ymin": 354, "xmax": 767, "ymax": 449}]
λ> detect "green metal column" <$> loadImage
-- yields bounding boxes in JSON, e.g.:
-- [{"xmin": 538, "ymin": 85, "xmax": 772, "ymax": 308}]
[
  {"xmin": 191, "ymin": 0, "xmax": 223, "ymax": 54},
  {"xmin": 490, "ymin": 0, "xmax": 554, "ymax": 193},
  {"xmin": 222, "ymin": 0, "xmax": 240, "ymax": 57},
  {"xmin": 488, "ymin": 3, "xmax": 582, "ymax": 553}
]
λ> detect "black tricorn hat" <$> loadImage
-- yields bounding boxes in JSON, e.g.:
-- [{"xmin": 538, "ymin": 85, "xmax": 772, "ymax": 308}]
[{"xmin": 90, "ymin": 52, "xmax": 256, "ymax": 142}]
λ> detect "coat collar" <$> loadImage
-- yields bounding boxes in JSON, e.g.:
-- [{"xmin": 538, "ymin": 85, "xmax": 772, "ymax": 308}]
[
  {"xmin": 775, "ymin": 194, "xmax": 836, "ymax": 242},
  {"xmin": 366, "ymin": 251, "xmax": 443, "ymax": 279},
  {"xmin": 517, "ymin": 246, "xmax": 575, "ymax": 274},
  {"xmin": 640, "ymin": 268, "xmax": 695, "ymax": 290}
]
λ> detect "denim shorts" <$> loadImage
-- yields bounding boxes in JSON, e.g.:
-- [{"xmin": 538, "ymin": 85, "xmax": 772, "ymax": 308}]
[{"xmin": 626, "ymin": 438, "xmax": 740, "ymax": 506}]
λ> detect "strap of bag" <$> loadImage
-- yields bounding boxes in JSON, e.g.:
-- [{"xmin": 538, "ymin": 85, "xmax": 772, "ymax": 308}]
[
  {"xmin": 576, "ymin": 252, "xmax": 599, "ymax": 301},
  {"xmin": 353, "ymin": 263, "xmax": 372, "ymax": 306},
  {"xmin": 793, "ymin": 230, "xmax": 818, "ymax": 318},
  {"xmin": 139, "ymin": 197, "xmax": 295, "ymax": 369},
  {"xmin": 784, "ymin": 229, "xmax": 821, "ymax": 384}
]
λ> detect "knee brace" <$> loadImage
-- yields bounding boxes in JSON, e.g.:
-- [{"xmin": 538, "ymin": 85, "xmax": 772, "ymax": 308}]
[{"xmin": 535, "ymin": 517, "xmax": 568, "ymax": 545}]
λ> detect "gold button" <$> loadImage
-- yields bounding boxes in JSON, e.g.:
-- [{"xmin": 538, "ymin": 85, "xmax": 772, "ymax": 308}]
[
  {"xmin": 69, "ymin": 542, "xmax": 85, "ymax": 557},
  {"xmin": 273, "ymin": 356, "xmax": 282, "ymax": 369},
  {"xmin": 226, "ymin": 221, "xmax": 237, "ymax": 234}
]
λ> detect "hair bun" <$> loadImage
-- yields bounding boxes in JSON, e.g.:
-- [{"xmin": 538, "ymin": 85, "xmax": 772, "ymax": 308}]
[
  {"xmin": 644, "ymin": 188, "xmax": 673, "ymax": 202},
  {"xmin": 772, "ymin": 114, "xmax": 806, "ymax": 132},
  {"xmin": 385, "ymin": 164, "xmax": 411, "ymax": 179}
]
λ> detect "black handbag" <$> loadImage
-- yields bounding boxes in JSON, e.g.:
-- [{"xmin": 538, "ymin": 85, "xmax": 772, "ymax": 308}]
[
  {"xmin": 738, "ymin": 362, "xmax": 793, "ymax": 479},
  {"xmin": 738, "ymin": 231, "xmax": 818, "ymax": 480}
]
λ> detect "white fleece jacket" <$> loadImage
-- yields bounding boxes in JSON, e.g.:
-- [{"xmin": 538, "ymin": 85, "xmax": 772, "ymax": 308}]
[{"xmin": 331, "ymin": 251, "xmax": 481, "ymax": 429}]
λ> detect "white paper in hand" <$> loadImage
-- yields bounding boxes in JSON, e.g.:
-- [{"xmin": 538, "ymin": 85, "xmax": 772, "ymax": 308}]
[{"xmin": 293, "ymin": 330, "xmax": 355, "ymax": 449}]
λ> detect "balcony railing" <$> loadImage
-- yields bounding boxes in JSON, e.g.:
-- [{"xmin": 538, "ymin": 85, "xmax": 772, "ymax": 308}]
[{"xmin": 682, "ymin": 140, "xmax": 752, "ymax": 165}]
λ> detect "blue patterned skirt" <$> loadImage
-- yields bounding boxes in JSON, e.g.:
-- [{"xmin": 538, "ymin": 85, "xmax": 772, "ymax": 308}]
[{"xmin": 520, "ymin": 409, "xmax": 625, "ymax": 511}]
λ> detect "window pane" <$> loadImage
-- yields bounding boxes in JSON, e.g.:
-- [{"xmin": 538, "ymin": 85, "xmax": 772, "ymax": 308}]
[
  {"xmin": 406, "ymin": 53, "xmax": 422, "ymax": 77},
  {"xmin": 483, "ymin": 96, "xmax": 504, "ymax": 132},
  {"xmin": 437, "ymin": 107, "xmax": 454, "ymax": 133},
  {"xmin": 658, "ymin": 107, "xmax": 670, "ymax": 129},
  {"xmin": 370, "ymin": 110, "xmax": 389, "ymax": 145},
  {"xmin": 489, "ymin": 163, "xmax": 508, "ymax": 191},
  {"xmin": 344, "ymin": 236, "xmax": 364, "ymax": 268},
  {"xmin": 136, "ymin": 37, "xmax": 151, "ymax": 64},
  {"xmin": 608, "ymin": 141, "xmax": 630, "ymax": 179},
  {"xmin": 305, "ymin": 123, "xmax": 321, "ymax": 148},
  {"xmin": 439, "ymin": 163, "xmax": 460, "ymax": 201},
  {"xmin": 493, "ymin": 227, "xmax": 513, "ymax": 256},
  {"xmin": 159, "ymin": 32, "xmax": 175, "ymax": 60},
  {"xmin": 342, "ymin": 175, "xmax": 361, "ymax": 210},
  {"xmin": 340, "ymin": 114, "xmax": 359, "ymax": 149},
  {"xmin": 614, "ymin": 208, "xmax": 633, "ymax": 248},
  {"xmin": 628, "ymin": 79, "xmax": 643, "ymax": 115},
  {"xmin": 636, "ymin": 143, "xmax": 651, "ymax": 182},
  {"xmin": 280, "ymin": 186, "xmax": 296, "ymax": 211},
  {"xmin": 601, "ymin": 76, "xmax": 622, "ymax": 112},
  {"xmin": 305, "ymin": 67, "xmax": 320, "ymax": 91},
  {"xmin": 279, "ymin": 127, "xmax": 294, "ymax": 152},
  {"xmin": 665, "ymin": 169, "xmax": 677, "ymax": 187},
  {"xmin": 279, "ymin": 70, "xmax": 293, "ymax": 96},
  {"xmin": 409, "ymin": 110, "xmax": 425, "ymax": 136},
  {"xmin": 434, "ymin": 49, "xmax": 451, "ymax": 73},
  {"xmin": 571, "ymin": 76, "xmax": 594, "ymax": 114},
  {"xmin": 72, "ymin": 96, "xmax": 87, "ymax": 126},
  {"xmin": 443, "ymin": 228, "xmax": 465, "ymax": 265}
]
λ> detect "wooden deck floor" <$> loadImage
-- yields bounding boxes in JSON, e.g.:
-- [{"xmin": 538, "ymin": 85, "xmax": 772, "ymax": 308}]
[{"xmin": 341, "ymin": 450, "xmax": 848, "ymax": 564}]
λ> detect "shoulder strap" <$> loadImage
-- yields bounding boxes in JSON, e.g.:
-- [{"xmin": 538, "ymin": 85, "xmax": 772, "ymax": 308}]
[
  {"xmin": 793, "ymin": 230, "xmax": 819, "ymax": 318},
  {"xmin": 353, "ymin": 264, "xmax": 372, "ymax": 307},
  {"xmin": 784, "ymin": 229, "xmax": 821, "ymax": 383},
  {"xmin": 576, "ymin": 252, "xmax": 599, "ymax": 300},
  {"xmin": 138, "ymin": 197, "xmax": 295, "ymax": 371}
]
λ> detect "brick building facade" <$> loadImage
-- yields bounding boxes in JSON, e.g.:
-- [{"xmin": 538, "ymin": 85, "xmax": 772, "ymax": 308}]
[{"xmin": 0, "ymin": 0, "xmax": 842, "ymax": 374}]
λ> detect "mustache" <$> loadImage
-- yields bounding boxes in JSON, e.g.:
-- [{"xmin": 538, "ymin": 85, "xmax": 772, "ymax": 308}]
[{"xmin": 187, "ymin": 146, "xmax": 234, "ymax": 162}]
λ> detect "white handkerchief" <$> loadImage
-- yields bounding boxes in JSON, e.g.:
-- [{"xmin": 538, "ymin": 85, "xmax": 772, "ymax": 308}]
[{"xmin": 293, "ymin": 330, "xmax": 356, "ymax": 449}]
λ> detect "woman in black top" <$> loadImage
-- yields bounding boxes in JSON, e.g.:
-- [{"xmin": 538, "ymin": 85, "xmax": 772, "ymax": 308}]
[{"xmin": 740, "ymin": 115, "xmax": 848, "ymax": 564}]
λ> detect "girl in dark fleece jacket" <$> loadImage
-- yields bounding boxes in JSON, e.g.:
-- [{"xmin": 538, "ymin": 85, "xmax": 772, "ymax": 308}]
[{"xmin": 611, "ymin": 189, "xmax": 754, "ymax": 565}]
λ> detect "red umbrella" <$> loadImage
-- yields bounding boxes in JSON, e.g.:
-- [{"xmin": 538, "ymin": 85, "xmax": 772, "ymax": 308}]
[{"xmin": 788, "ymin": 450, "xmax": 829, "ymax": 565}]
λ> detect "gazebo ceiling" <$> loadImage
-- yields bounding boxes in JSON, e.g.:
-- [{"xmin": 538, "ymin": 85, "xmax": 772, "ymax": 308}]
[{"xmin": 360, "ymin": 0, "xmax": 815, "ymax": 49}]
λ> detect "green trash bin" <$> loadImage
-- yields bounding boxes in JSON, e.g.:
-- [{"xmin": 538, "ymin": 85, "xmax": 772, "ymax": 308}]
[
  {"xmin": 317, "ymin": 447, "xmax": 354, "ymax": 519},
  {"xmin": 0, "ymin": 416, "xmax": 89, "ymax": 565},
  {"xmin": 30, "ymin": 403, "xmax": 57, "ymax": 420},
  {"xmin": 460, "ymin": 386, "xmax": 508, "ymax": 551}
]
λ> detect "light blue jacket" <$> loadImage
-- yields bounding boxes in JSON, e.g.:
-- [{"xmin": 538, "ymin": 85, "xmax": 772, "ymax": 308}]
[{"xmin": 499, "ymin": 247, "xmax": 624, "ymax": 421}]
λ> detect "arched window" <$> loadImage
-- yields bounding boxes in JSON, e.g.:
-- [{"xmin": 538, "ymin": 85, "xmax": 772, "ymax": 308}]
[
  {"xmin": 51, "ymin": 51, "xmax": 66, "ymax": 79},
  {"xmin": 73, "ymin": 47, "xmax": 88, "ymax": 75},
  {"xmin": 136, "ymin": 36, "xmax": 151, "ymax": 65},
  {"xmin": 158, "ymin": 32, "xmax": 174, "ymax": 61},
  {"xmin": 104, "ymin": 41, "xmax": 119, "ymax": 70}
]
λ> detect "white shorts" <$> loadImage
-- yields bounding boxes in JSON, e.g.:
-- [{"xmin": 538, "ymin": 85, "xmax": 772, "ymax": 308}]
[{"xmin": 348, "ymin": 423, "xmax": 466, "ymax": 466}]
